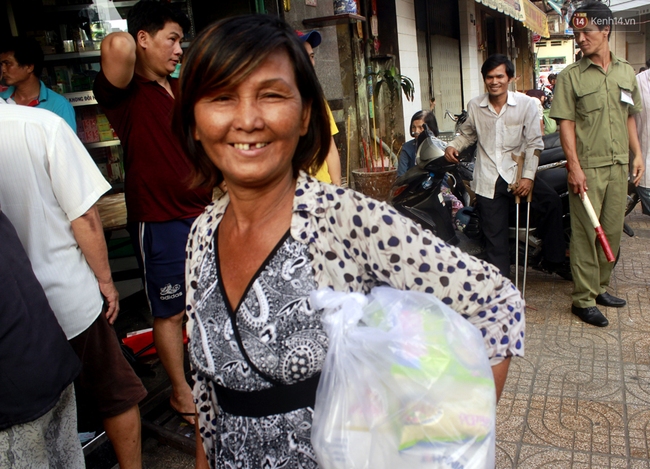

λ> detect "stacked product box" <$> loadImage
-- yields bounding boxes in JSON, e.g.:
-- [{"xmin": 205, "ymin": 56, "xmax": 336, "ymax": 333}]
[
  {"xmin": 89, "ymin": 146, "xmax": 125, "ymax": 185},
  {"xmin": 77, "ymin": 108, "xmax": 118, "ymax": 144}
]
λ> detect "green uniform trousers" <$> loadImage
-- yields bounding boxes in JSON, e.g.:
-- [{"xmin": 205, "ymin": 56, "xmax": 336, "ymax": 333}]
[{"xmin": 568, "ymin": 163, "xmax": 627, "ymax": 308}]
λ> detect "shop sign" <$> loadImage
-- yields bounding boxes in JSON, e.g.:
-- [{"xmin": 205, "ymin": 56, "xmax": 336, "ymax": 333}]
[
  {"xmin": 65, "ymin": 90, "xmax": 97, "ymax": 107},
  {"xmin": 522, "ymin": 0, "xmax": 550, "ymax": 38},
  {"xmin": 475, "ymin": 0, "xmax": 524, "ymax": 22}
]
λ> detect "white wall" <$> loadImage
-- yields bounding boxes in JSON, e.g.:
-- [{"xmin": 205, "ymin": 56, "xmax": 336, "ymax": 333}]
[
  {"xmin": 395, "ymin": 0, "xmax": 422, "ymax": 139},
  {"xmin": 536, "ymin": 39, "xmax": 575, "ymax": 68},
  {"xmin": 458, "ymin": 0, "xmax": 482, "ymax": 106}
]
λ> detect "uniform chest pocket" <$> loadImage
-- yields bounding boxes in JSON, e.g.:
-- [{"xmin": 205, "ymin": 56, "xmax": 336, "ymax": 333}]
[
  {"xmin": 503, "ymin": 124, "xmax": 523, "ymax": 149},
  {"xmin": 618, "ymin": 83, "xmax": 634, "ymax": 107},
  {"xmin": 576, "ymin": 88, "xmax": 603, "ymax": 116}
]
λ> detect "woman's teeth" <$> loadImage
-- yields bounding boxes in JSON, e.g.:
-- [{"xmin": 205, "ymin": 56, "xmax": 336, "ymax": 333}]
[{"xmin": 233, "ymin": 143, "xmax": 268, "ymax": 150}]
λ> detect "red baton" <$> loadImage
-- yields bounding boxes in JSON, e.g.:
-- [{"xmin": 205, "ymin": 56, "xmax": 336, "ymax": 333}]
[{"xmin": 581, "ymin": 192, "xmax": 616, "ymax": 263}]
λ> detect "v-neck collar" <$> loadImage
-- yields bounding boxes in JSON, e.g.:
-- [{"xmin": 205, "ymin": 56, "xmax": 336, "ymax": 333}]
[{"xmin": 213, "ymin": 224, "xmax": 292, "ymax": 316}]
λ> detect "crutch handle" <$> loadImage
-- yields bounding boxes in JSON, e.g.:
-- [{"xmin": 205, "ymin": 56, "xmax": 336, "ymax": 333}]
[
  {"xmin": 510, "ymin": 153, "xmax": 525, "ymax": 195},
  {"xmin": 526, "ymin": 180, "xmax": 534, "ymax": 203}
]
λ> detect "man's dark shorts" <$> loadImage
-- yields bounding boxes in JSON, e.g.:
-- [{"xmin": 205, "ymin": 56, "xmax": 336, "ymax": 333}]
[
  {"xmin": 69, "ymin": 312, "xmax": 147, "ymax": 418},
  {"xmin": 128, "ymin": 218, "xmax": 196, "ymax": 319}
]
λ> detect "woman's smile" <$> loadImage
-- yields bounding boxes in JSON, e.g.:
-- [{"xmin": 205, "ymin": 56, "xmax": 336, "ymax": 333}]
[
  {"xmin": 192, "ymin": 50, "xmax": 310, "ymax": 187},
  {"xmin": 232, "ymin": 142, "xmax": 269, "ymax": 150}
]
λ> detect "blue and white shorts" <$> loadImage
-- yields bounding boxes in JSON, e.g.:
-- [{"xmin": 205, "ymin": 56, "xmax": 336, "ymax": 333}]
[{"xmin": 128, "ymin": 217, "xmax": 195, "ymax": 319}]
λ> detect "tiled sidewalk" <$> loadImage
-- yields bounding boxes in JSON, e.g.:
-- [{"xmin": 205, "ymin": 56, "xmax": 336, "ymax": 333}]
[{"xmin": 496, "ymin": 207, "xmax": 650, "ymax": 468}]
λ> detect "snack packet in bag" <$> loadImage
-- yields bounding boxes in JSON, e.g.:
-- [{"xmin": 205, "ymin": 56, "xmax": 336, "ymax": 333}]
[{"xmin": 310, "ymin": 286, "xmax": 496, "ymax": 469}]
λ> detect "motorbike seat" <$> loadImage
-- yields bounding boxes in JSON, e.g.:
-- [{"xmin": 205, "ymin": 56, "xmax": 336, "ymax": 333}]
[
  {"xmin": 538, "ymin": 146, "xmax": 565, "ymax": 166},
  {"xmin": 543, "ymin": 132, "xmax": 561, "ymax": 150},
  {"xmin": 536, "ymin": 166, "xmax": 568, "ymax": 195}
]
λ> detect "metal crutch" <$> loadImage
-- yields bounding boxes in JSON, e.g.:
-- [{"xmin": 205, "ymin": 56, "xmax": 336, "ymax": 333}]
[
  {"xmin": 522, "ymin": 183, "xmax": 534, "ymax": 298},
  {"xmin": 511, "ymin": 153, "xmax": 525, "ymax": 291}
]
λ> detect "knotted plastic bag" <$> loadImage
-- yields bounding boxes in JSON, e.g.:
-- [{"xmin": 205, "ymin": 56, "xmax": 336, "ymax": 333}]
[{"xmin": 310, "ymin": 286, "xmax": 496, "ymax": 469}]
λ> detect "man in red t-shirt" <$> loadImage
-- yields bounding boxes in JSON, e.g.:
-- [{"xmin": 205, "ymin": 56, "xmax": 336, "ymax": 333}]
[{"xmin": 94, "ymin": 1, "xmax": 212, "ymax": 429}]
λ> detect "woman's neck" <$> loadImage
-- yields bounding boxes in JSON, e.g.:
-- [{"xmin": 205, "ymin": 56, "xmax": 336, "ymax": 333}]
[{"xmin": 223, "ymin": 172, "xmax": 297, "ymax": 234}]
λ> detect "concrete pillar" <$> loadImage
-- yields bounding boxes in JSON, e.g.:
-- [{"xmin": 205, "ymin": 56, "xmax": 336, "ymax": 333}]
[
  {"xmin": 458, "ymin": 0, "xmax": 482, "ymax": 106},
  {"xmin": 395, "ymin": 0, "xmax": 422, "ymax": 139}
]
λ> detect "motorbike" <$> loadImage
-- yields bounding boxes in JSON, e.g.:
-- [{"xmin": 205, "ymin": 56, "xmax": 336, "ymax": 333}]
[{"xmin": 388, "ymin": 114, "xmax": 638, "ymax": 278}]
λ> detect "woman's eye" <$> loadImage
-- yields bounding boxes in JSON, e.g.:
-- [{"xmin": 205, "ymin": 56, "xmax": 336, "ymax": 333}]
[
  {"xmin": 262, "ymin": 93, "xmax": 284, "ymax": 99},
  {"xmin": 211, "ymin": 95, "xmax": 232, "ymax": 102}
]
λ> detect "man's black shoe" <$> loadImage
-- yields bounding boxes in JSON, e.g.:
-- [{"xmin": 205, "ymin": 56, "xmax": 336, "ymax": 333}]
[
  {"xmin": 596, "ymin": 292, "xmax": 626, "ymax": 308},
  {"xmin": 571, "ymin": 305, "xmax": 609, "ymax": 327}
]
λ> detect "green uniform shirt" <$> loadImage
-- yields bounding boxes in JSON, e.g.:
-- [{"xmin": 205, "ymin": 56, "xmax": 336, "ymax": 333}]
[{"xmin": 550, "ymin": 53, "xmax": 642, "ymax": 168}]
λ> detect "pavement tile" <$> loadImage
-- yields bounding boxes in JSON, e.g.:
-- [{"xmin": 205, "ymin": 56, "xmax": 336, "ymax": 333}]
[
  {"xmin": 522, "ymin": 389, "xmax": 627, "ymax": 455},
  {"xmin": 626, "ymin": 404, "xmax": 650, "ymax": 459},
  {"xmin": 142, "ymin": 439, "xmax": 194, "ymax": 469},
  {"xmin": 515, "ymin": 445, "xmax": 573, "ymax": 468},
  {"xmin": 623, "ymin": 362, "xmax": 650, "ymax": 405},
  {"xmin": 527, "ymin": 356, "xmax": 623, "ymax": 401},
  {"xmin": 495, "ymin": 441, "xmax": 517, "ymax": 468},
  {"xmin": 493, "ymin": 207, "xmax": 650, "ymax": 467},
  {"xmin": 620, "ymin": 330, "xmax": 650, "ymax": 364},
  {"xmin": 496, "ymin": 391, "xmax": 530, "ymax": 443}
]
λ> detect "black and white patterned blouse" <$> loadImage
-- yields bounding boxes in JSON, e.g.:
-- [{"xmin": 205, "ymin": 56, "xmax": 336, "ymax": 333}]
[{"xmin": 185, "ymin": 171, "xmax": 525, "ymax": 468}]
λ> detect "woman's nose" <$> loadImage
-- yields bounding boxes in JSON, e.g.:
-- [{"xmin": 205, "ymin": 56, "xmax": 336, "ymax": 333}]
[{"xmin": 232, "ymin": 100, "xmax": 265, "ymax": 131}]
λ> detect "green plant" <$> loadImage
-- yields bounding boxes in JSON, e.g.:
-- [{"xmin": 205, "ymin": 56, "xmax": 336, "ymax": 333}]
[
  {"xmin": 365, "ymin": 65, "xmax": 415, "ymax": 168},
  {"xmin": 371, "ymin": 66, "xmax": 415, "ymax": 102}
]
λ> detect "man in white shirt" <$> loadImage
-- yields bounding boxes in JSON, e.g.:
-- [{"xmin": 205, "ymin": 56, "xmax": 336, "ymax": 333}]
[
  {"xmin": 635, "ymin": 68, "xmax": 650, "ymax": 216},
  {"xmin": 0, "ymin": 104, "xmax": 147, "ymax": 469},
  {"xmin": 444, "ymin": 54, "xmax": 565, "ymax": 277}
]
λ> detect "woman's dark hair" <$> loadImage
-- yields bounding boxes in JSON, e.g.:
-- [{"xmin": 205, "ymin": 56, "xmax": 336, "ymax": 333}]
[
  {"xmin": 127, "ymin": 0, "xmax": 191, "ymax": 39},
  {"xmin": 423, "ymin": 111, "xmax": 439, "ymax": 137},
  {"xmin": 409, "ymin": 110, "xmax": 439, "ymax": 137},
  {"xmin": 571, "ymin": 1, "xmax": 613, "ymax": 39},
  {"xmin": 481, "ymin": 54, "xmax": 514, "ymax": 80},
  {"xmin": 174, "ymin": 14, "xmax": 330, "ymax": 188},
  {"xmin": 0, "ymin": 37, "xmax": 44, "ymax": 77}
]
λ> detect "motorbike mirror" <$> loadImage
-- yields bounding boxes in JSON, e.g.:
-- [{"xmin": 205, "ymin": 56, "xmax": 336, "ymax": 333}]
[{"xmin": 416, "ymin": 130, "xmax": 446, "ymax": 167}]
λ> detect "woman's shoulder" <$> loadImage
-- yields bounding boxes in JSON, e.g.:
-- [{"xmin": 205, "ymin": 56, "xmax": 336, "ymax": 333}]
[
  {"xmin": 293, "ymin": 172, "xmax": 404, "ymax": 238},
  {"xmin": 187, "ymin": 193, "xmax": 228, "ymax": 252}
]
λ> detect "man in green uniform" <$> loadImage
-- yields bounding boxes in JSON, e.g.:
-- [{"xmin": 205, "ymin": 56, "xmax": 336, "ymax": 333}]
[{"xmin": 550, "ymin": 1, "xmax": 644, "ymax": 327}]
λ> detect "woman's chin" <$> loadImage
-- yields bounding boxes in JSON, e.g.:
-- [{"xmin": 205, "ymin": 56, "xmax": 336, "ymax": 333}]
[{"xmin": 223, "ymin": 168, "xmax": 294, "ymax": 189}]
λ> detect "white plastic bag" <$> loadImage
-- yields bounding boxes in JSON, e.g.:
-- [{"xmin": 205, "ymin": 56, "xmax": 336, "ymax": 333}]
[{"xmin": 310, "ymin": 286, "xmax": 496, "ymax": 469}]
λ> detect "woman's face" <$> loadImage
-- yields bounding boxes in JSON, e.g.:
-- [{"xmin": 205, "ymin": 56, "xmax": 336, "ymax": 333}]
[
  {"xmin": 411, "ymin": 118, "xmax": 425, "ymax": 139},
  {"xmin": 193, "ymin": 50, "xmax": 311, "ymax": 187}
]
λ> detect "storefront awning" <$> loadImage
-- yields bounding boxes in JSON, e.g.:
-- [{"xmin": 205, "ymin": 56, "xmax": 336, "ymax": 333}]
[
  {"xmin": 522, "ymin": 0, "xmax": 550, "ymax": 38},
  {"xmin": 475, "ymin": 0, "xmax": 525, "ymax": 22},
  {"xmin": 476, "ymin": 0, "xmax": 549, "ymax": 38}
]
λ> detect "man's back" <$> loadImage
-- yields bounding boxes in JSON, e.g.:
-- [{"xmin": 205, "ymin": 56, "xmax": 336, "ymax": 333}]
[{"xmin": 0, "ymin": 105, "xmax": 110, "ymax": 339}]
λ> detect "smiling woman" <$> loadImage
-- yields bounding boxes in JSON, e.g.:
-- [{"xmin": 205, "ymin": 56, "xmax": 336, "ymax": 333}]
[
  {"xmin": 175, "ymin": 16, "xmax": 330, "ymax": 189},
  {"xmin": 176, "ymin": 14, "xmax": 525, "ymax": 469}
]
